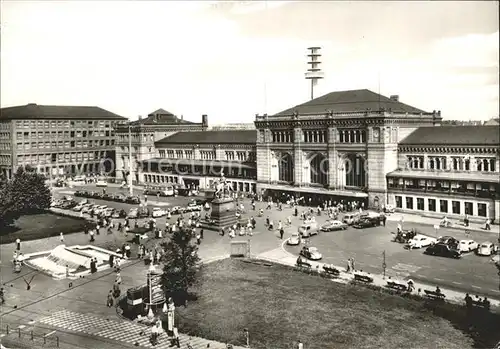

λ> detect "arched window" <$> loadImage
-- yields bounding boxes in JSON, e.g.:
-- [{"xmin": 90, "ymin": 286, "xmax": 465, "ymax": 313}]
[
  {"xmin": 278, "ymin": 153, "xmax": 294, "ymax": 183},
  {"xmin": 345, "ymin": 154, "xmax": 366, "ymax": 187},
  {"xmin": 310, "ymin": 153, "xmax": 328, "ymax": 185}
]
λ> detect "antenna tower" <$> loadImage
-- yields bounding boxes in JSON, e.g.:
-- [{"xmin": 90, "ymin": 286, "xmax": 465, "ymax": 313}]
[{"xmin": 305, "ymin": 47, "xmax": 324, "ymax": 100}]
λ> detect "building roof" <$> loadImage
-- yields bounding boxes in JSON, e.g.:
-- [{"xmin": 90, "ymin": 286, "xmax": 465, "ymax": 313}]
[
  {"xmin": 155, "ymin": 130, "xmax": 256, "ymax": 145},
  {"xmin": 148, "ymin": 108, "xmax": 174, "ymax": 116},
  {"xmin": 130, "ymin": 113, "xmax": 196, "ymax": 126},
  {"xmin": 399, "ymin": 126, "xmax": 500, "ymax": 146},
  {"xmin": 0, "ymin": 103, "xmax": 126, "ymax": 120},
  {"xmin": 274, "ymin": 89, "xmax": 427, "ymax": 116},
  {"xmin": 484, "ymin": 118, "xmax": 499, "ymax": 126}
]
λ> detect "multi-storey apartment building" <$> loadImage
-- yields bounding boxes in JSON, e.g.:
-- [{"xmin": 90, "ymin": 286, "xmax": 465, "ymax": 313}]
[
  {"xmin": 114, "ymin": 109, "xmax": 207, "ymax": 184},
  {"xmin": 0, "ymin": 103, "xmax": 126, "ymax": 179},
  {"xmin": 387, "ymin": 126, "xmax": 500, "ymax": 222},
  {"xmin": 139, "ymin": 130, "xmax": 257, "ymax": 192},
  {"xmin": 254, "ymin": 89, "xmax": 442, "ymax": 208}
]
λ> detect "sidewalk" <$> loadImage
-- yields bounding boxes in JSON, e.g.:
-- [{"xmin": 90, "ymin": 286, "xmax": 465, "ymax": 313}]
[
  {"xmin": 257, "ymin": 246, "xmax": 500, "ymax": 309},
  {"xmin": 386, "ymin": 212, "xmax": 499, "ymax": 235}
]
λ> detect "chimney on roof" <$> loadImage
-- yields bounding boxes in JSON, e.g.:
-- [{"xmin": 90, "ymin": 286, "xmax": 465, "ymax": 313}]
[
  {"xmin": 390, "ymin": 95, "xmax": 399, "ymax": 102},
  {"xmin": 181, "ymin": 115, "xmax": 184, "ymax": 121}
]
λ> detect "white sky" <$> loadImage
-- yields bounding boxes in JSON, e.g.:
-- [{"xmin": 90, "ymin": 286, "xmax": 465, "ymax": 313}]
[{"xmin": 1, "ymin": 1, "xmax": 498, "ymax": 122}]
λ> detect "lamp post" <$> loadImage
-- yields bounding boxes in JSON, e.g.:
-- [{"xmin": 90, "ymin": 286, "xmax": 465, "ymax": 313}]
[
  {"xmin": 127, "ymin": 123, "xmax": 134, "ymax": 197},
  {"xmin": 243, "ymin": 328, "xmax": 249, "ymax": 348}
]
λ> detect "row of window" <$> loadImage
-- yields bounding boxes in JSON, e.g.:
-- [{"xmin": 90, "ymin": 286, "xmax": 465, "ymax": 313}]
[
  {"xmin": 406, "ymin": 155, "xmax": 496, "ymax": 172},
  {"xmin": 338, "ymin": 129, "xmax": 367, "ymax": 143},
  {"xmin": 16, "ymin": 139, "xmax": 114, "ymax": 151},
  {"xmin": 394, "ymin": 196, "xmax": 488, "ymax": 217},
  {"xmin": 117, "ymin": 133, "xmax": 155, "ymax": 143},
  {"xmin": 17, "ymin": 151, "xmax": 107, "ymax": 165},
  {"xmin": 0, "ymin": 141, "xmax": 11, "ymax": 150},
  {"xmin": 388, "ymin": 178, "xmax": 498, "ymax": 197},
  {"xmin": 0, "ymin": 154, "xmax": 11, "ymax": 165},
  {"xmin": 272, "ymin": 131, "xmax": 293, "ymax": 143},
  {"xmin": 15, "ymin": 120, "xmax": 114, "ymax": 129},
  {"xmin": 16, "ymin": 130, "xmax": 113, "ymax": 139},
  {"xmin": 0, "ymin": 132, "xmax": 10, "ymax": 139},
  {"xmin": 271, "ymin": 129, "xmax": 367, "ymax": 144}
]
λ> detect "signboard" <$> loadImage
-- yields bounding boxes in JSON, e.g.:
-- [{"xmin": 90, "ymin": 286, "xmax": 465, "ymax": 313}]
[{"xmin": 147, "ymin": 272, "xmax": 165, "ymax": 304}]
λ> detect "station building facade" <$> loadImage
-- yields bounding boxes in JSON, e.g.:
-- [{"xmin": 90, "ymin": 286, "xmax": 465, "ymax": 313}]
[
  {"xmin": 114, "ymin": 109, "xmax": 207, "ymax": 184},
  {"xmin": 254, "ymin": 89, "xmax": 442, "ymax": 208},
  {"xmin": 0, "ymin": 103, "xmax": 126, "ymax": 179},
  {"xmin": 387, "ymin": 126, "xmax": 500, "ymax": 222},
  {"xmin": 139, "ymin": 130, "xmax": 257, "ymax": 192}
]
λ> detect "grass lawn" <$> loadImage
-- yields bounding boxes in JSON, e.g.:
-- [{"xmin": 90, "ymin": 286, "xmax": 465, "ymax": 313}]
[
  {"xmin": 176, "ymin": 259, "xmax": 499, "ymax": 349},
  {"xmin": 0, "ymin": 212, "xmax": 93, "ymax": 244}
]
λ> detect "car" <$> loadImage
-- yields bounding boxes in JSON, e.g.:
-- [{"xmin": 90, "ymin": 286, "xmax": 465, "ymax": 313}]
[
  {"xmin": 384, "ymin": 205, "xmax": 395, "ymax": 213},
  {"xmin": 320, "ymin": 220, "xmax": 348, "ymax": 232},
  {"xmin": 81, "ymin": 204, "xmax": 94, "ymax": 214},
  {"xmin": 437, "ymin": 236, "xmax": 460, "ymax": 249},
  {"xmin": 459, "ymin": 239, "xmax": 479, "ymax": 253},
  {"xmin": 128, "ymin": 208, "xmax": 139, "ymax": 218},
  {"xmin": 60, "ymin": 200, "xmax": 77, "ymax": 209},
  {"xmin": 125, "ymin": 196, "xmax": 141, "ymax": 204},
  {"xmin": 298, "ymin": 222, "xmax": 319, "ymax": 238},
  {"xmin": 170, "ymin": 206, "xmax": 183, "ymax": 215},
  {"xmin": 353, "ymin": 218, "xmax": 379, "ymax": 229},
  {"xmin": 93, "ymin": 205, "xmax": 107, "ymax": 214},
  {"xmin": 477, "ymin": 242, "xmax": 497, "ymax": 256},
  {"xmin": 112, "ymin": 209, "xmax": 127, "ymax": 218},
  {"xmin": 342, "ymin": 213, "xmax": 360, "ymax": 225},
  {"xmin": 425, "ymin": 243, "xmax": 461, "ymax": 259},
  {"xmin": 103, "ymin": 208, "xmax": 115, "ymax": 217},
  {"xmin": 287, "ymin": 232, "xmax": 301, "ymax": 246},
  {"xmin": 408, "ymin": 234, "xmax": 437, "ymax": 249},
  {"xmin": 299, "ymin": 246, "xmax": 322, "ymax": 261},
  {"xmin": 72, "ymin": 203, "xmax": 86, "ymax": 211},
  {"xmin": 96, "ymin": 180, "xmax": 108, "ymax": 187},
  {"xmin": 152, "ymin": 208, "xmax": 167, "ymax": 218}
]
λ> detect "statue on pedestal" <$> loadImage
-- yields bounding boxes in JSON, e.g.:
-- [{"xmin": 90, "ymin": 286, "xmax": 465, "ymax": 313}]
[{"xmin": 214, "ymin": 171, "xmax": 233, "ymax": 199}]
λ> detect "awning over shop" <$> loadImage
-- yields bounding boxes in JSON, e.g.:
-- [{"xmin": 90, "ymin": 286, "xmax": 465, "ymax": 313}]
[
  {"xmin": 259, "ymin": 183, "xmax": 368, "ymax": 198},
  {"xmin": 140, "ymin": 158, "xmax": 256, "ymax": 170}
]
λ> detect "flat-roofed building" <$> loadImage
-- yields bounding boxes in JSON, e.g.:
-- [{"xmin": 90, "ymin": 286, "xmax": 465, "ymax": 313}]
[
  {"xmin": 254, "ymin": 89, "xmax": 442, "ymax": 208},
  {"xmin": 0, "ymin": 103, "xmax": 126, "ymax": 179},
  {"xmin": 115, "ymin": 109, "xmax": 208, "ymax": 183},
  {"xmin": 387, "ymin": 126, "xmax": 500, "ymax": 222},
  {"xmin": 140, "ymin": 130, "xmax": 257, "ymax": 192}
]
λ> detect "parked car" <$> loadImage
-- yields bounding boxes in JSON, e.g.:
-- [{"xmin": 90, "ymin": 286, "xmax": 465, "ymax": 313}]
[
  {"xmin": 128, "ymin": 208, "xmax": 139, "ymax": 219},
  {"xmin": 152, "ymin": 208, "xmax": 167, "ymax": 218},
  {"xmin": 384, "ymin": 205, "xmax": 395, "ymax": 213},
  {"xmin": 321, "ymin": 220, "xmax": 348, "ymax": 232},
  {"xmin": 125, "ymin": 196, "xmax": 141, "ymax": 205},
  {"xmin": 112, "ymin": 209, "xmax": 127, "ymax": 219},
  {"xmin": 60, "ymin": 200, "xmax": 77, "ymax": 209},
  {"xmin": 425, "ymin": 243, "xmax": 461, "ymax": 259},
  {"xmin": 408, "ymin": 234, "xmax": 437, "ymax": 249},
  {"xmin": 437, "ymin": 236, "xmax": 460, "ymax": 249},
  {"xmin": 477, "ymin": 242, "xmax": 497, "ymax": 256},
  {"xmin": 96, "ymin": 180, "xmax": 108, "ymax": 187},
  {"xmin": 353, "ymin": 218, "xmax": 379, "ymax": 229},
  {"xmin": 298, "ymin": 222, "xmax": 319, "ymax": 238},
  {"xmin": 342, "ymin": 212, "xmax": 360, "ymax": 225},
  {"xmin": 459, "ymin": 239, "xmax": 479, "ymax": 253},
  {"xmin": 287, "ymin": 232, "xmax": 301, "ymax": 246},
  {"xmin": 300, "ymin": 246, "xmax": 322, "ymax": 261},
  {"xmin": 170, "ymin": 206, "xmax": 183, "ymax": 215}
]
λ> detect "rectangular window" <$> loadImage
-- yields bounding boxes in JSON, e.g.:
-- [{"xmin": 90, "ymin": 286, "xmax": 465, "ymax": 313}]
[
  {"xmin": 477, "ymin": 203, "xmax": 487, "ymax": 217},
  {"xmin": 452, "ymin": 201, "xmax": 461, "ymax": 214},
  {"xmin": 405, "ymin": 197, "xmax": 414, "ymax": 210},
  {"xmin": 416, "ymin": 198, "xmax": 424, "ymax": 210},
  {"xmin": 439, "ymin": 200, "xmax": 448, "ymax": 213},
  {"xmin": 464, "ymin": 202, "xmax": 473, "ymax": 216},
  {"xmin": 428, "ymin": 199, "xmax": 436, "ymax": 212}
]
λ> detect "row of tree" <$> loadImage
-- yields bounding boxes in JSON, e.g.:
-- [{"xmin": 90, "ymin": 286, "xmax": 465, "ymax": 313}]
[{"xmin": 0, "ymin": 166, "xmax": 52, "ymax": 229}]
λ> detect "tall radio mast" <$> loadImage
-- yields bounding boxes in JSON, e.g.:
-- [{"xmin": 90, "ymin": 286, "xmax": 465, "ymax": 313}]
[{"xmin": 305, "ymin": 47, "xmax": 324, "ymax": 100}]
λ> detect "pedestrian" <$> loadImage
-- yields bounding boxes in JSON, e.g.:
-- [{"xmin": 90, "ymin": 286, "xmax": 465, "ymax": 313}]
[
  {"xmin": 351, "ymin": 258, "xmax": 356, "ymax": 271},
  {"xmin": 109, "ymin": 254, "xmax": 114, "ymax": 268},
  {"xmin": 60, "ymin": 232, "xmax": 64, "ymax": 243},
  {"xmin": 382, "ymin": 215, "xmax": 387, "ymax": 226},
  {"xmin": 407, "ymin": 279, "xmax": 414, "ymax": 292},
  {"xmin": 279, "ymin": 228, "xmax": 284, "ymax": 239},
  {"xmin": 464, "ymin": 214, "xmax": 469, "ymax": 227},
  {"xmin": 298, "ymin": 340, "xmax": 303, "ymax": 349},
  {"xmin": 107, "ymin": 290, "xmax": 114, "ymax": 307},
  {"xmin": 196, "ymin": 233, "xmax": 201, "ymax": 245},
  {"xmin": 0, "ymin": 288, "xmax": 4, "ymax": 304},
  {"xmin": 16, "ymin": 238, "xmax": 21, "ymax": 251},
  {"xmin": 485, "ymin": 218, "xmax": 491, "ymax": 230},
  {"xmin": 346, "ymin": 258, "xmax": 352, "ymax": 273},
  {"xmin": 65, "ymin": 264, "xmax": 70, "ymax": 278},
  {"xmin": 173, "ymin": 327, "xmax": 180, "ymax": 348}
]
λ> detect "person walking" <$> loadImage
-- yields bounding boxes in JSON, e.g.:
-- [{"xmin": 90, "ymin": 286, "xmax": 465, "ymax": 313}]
[
  {"xmin": 279, "ymin": 227, "xmax": 284, "ymax": 239},
  {"xmin": 351, "ymin": 258, "xmax": 356, "ymax": 272},
  {"xmin": 485, "ymin": 218, "xmax": 491, "ymax": 230},
  {"xmin": 346, "ymin": 258, "xmax": 352, "ymax": 273},
  {"xmin": 59, "ymin": 232, "xmax": 65, "ymax": 243},
  {"xmin": 106, "ymin": 290, "xmax": 114, "ymax": 307},
  {"xmin": 16, "ymin": 238, "xmax": 21, "ymax": 251}
]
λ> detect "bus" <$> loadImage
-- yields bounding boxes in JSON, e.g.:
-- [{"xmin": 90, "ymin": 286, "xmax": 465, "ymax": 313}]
[{"xmin": 143, "ymin": 185, "xmax": 176, "ymax": 197}]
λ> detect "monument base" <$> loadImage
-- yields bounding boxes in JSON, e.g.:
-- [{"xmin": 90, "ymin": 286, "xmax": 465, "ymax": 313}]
[{"xmin": 202, "ymin": 197, "xmax": 238, "ymax": 231}]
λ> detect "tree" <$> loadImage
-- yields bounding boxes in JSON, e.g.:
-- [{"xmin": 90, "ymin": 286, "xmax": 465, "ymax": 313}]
[
  {"xmin": 9, "ymin": 166, "xmax": 51, "ymax": 214},
  {"xmin": 0, "ymin": 166, "xmax": 51, "ymax": 228},
  {"xmin": 160, "ymin": 227, "xmax": 201, "ymax": 305}
]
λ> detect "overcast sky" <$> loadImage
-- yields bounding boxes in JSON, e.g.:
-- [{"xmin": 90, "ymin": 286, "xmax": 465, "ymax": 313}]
[{"xmin": 1, "ymin": 1, "xmax": 498, "ymax": 123}]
